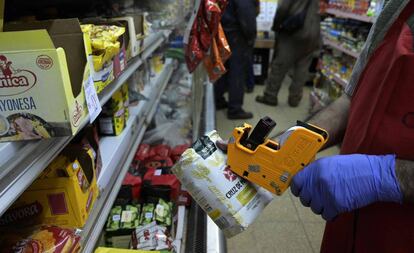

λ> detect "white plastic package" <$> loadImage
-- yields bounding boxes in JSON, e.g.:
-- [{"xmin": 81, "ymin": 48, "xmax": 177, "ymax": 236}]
[{"xmin": 172, "ymin": 131, "xmax": 273, "ymax": 237}]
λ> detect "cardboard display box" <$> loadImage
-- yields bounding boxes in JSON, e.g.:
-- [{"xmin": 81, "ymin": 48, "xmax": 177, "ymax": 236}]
[
  {"xmin": 0, "ymin": 18, "xmax": 92, "ymax": 142},
  {"xmin": 81, "ymin": 18, "xmax": 128, "ymax": 93},
  {"xmin": 0, "ymin": 146, "xmax": 99, "ymax": 228},
  {"xmin": 110, "ymin": 16, "xmax": 144, "ymax": 60}
]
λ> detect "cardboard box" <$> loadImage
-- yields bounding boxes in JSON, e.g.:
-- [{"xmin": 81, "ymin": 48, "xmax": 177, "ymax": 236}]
[
  {"xmin": 110, "ymin": 17, "xmax": 141, "ymax": 59},
  {"xmin": 0, "ymin": 147, "xmax": 99, "ymax": 228},
  {"xmin": 0, "ymin": 19, "xmax": 92, "ymax": 142},
  {"xmin": 81, "ymin": 19, "xmax": 128, "ymax": 93}
]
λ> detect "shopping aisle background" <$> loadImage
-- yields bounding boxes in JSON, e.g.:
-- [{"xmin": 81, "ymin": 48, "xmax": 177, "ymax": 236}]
[{"xmin": 216, "ymin": 81, "xmax": 340, "ymax": 253}]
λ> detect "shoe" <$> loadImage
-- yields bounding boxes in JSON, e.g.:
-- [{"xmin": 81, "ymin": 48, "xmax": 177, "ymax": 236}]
[
  {"xmin": 216, "ymin": 100, "xmax": 228, "ymax": 110},
  {"xmin": 227, "ymin": 109, "xmax": 253, "ymax": 120},
  {"xmin": 246, "ymin": 87, "xmax": 254, "ymax": 93},
  {"xmin": 255, "ymin": 95, "xmax": 278, "ymax": 106},
  {"xmin": 288, "ymin": 95, "xmax": 302, "ymax": 107}
]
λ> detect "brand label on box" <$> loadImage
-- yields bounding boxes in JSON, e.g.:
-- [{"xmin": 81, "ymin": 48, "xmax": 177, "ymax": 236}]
[{"xmin": 0, "ymin": 53, "xmax": 71, "ymax": 141}]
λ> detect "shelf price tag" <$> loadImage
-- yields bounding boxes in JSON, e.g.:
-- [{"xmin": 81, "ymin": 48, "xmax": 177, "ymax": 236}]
[{"xmin": 84, "ymin": 76, "xmax": 102, "ymax": 123}]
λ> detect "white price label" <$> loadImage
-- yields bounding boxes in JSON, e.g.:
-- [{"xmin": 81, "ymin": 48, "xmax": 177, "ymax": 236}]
[
  {"xmin": 154, "ymin": 169, "xmax": 162, "ymax": 176},
  {"xmin": 121, "ymin": 211, "xmax": 133, "ymax": 222},
  {"xmin": 145, "ymin": 212, "xmax": 153, "ymax": 219},
  {"xmin": 112, "ymin": 214, "xmax": 121, "ymax": 221},
  {"xmin": 84, "ymin": 76, "xmax": 102, "ymax": 123},
  {"xmin": 156, "ymin": 204, "xmax": 165, "ymax": 217},
  {"xmin": 253, "ymin": 64, "xmax": 262, "ymax": 76}
]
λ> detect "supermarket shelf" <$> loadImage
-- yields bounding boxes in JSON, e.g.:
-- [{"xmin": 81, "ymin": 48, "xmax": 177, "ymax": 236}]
[
  {"xmin": 80, "ymin": 62, "xmax": 174, "ymax": 253},
  {"xmin": 321, "ymin": 68, "xmax": 349, "ymax": 88},
  {"xmin": 0, "ymin": 31, "xmax": 171, "ymax": 217},
  {"xmin": 323, "ymin": 37, "xmax": 360, "ymax": 58},
  {"xmin": 326, "ymin": 8, "xmax": 374, "ymax": 23}
]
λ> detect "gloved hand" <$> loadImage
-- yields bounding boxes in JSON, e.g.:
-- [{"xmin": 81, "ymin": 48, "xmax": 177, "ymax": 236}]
[{"xmin": 291, "ymin": 154, "xmax": 403, "ymax": 221}]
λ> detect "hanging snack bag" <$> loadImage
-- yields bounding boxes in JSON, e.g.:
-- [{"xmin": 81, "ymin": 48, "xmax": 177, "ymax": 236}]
[
  {"xmin": 216, "ymin": 23, "xmax": 231, "ymax": 63},
  {"xmin": 172, "ymin": 131, "xmax": 273, "ymax": 238},
  {"xmin": 184, "ymin": 2, "xmax": 205, "ymax": 72},
  {"xmin": 203, "ymin": 37, "xmax": 226, "ymax": 82}
]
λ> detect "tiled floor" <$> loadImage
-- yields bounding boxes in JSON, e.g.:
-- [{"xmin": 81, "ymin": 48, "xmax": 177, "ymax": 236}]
[{"xmin": 216, "ymin": 81, "xmax": 340, "ymax": 253}]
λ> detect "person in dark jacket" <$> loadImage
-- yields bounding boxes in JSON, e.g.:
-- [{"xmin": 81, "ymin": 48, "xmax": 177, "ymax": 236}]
[
  {"xmin": 256, "ymin": 0, "xmax": 320, "ymax": 107},
  {"xmin": 214, "ymin": 0, "xmax": 257, "ymax": 119}
]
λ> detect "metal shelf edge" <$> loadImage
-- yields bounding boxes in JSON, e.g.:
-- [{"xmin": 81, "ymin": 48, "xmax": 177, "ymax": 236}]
[
  {"xmin": 323, "ymin": 38, "xmax": 360, "ymax": 58},
  {"xmin": 326, "ymin": 8, "xmax": 374, "ymax": 23}
]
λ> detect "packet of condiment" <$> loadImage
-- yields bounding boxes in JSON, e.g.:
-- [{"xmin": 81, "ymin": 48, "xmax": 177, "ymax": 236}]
[
  {"xmin": 106, "ymin": 206, "xmax": 122, "ymax": 231},
  {"xmin": 140, "ymin": 203, "xmax": 155, "ymax": 225}
]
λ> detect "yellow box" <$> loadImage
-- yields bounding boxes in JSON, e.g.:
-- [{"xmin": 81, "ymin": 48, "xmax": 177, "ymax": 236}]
[
  {"xmin": 1, "ymin": 147, "xmax": 99, "ymax": 228},
  {"xmin": 0, "ymin": 19, "xmax": 93, "ymax": 142}
]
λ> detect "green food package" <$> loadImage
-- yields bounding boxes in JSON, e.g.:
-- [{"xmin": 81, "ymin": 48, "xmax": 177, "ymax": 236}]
[
  {"xmin": 121, "ymin": 204, "xmax": 141, "ymax": 229},
  {"xmin": 106, "ymin": 206, "xmax": 122, "ymax": 231},
  {"xmin": 155, "ymin": 199, "xmax": 172, "ymax": 226},
  {"xmin": 140, "ymin": 203, "xmax": 155, "ymax": 225}
]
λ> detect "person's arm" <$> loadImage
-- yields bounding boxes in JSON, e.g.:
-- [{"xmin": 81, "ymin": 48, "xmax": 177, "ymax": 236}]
[
  {"xmin": 272, "ymin": 0, "xmax": 292, "ymax": 31},
  {"xmin": 395, "ymin": 159, "xmax": 414, "ymax": 203},
  {"xmin": 234, "ymin": 0, "xmax": 257, "ymax": 45},
  {"xmin": 308, "ymin": 93, "xmax": 351, "ymax": 148}
]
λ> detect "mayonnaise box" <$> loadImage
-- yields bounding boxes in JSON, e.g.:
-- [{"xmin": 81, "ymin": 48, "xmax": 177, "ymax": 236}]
[{"xmin": 0, "ymin": 19, "xmax": 93, "ymax": 142}]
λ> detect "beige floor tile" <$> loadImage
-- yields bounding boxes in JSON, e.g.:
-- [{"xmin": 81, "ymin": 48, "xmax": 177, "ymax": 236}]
[
  {"xmin": 303, "ymin": 222, "xmax": 326, "ymax": 253},
  {"xmin": 290, "ymin": 195, "xmax": 325, "ymax": 223},
  {"xmin": 255, "ymin": 193, "xmax": 300, "ymax": 223},
  {"xmin": 226, "ymin": 230, "xmax": 259, "ymax": 253},
  {"xmin": 253, "ymin": 221, "xmax": 312, "ymax": 253}
]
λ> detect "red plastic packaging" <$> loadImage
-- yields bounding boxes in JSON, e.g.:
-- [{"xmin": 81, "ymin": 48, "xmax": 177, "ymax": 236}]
[
  {"xmin": 149, "ymin": 144, "xmax": 171, "ymax": 158},
  {"xmin": 135, "ymin": 144, "xmax": 151, "ymax": 161},
  {"xmin": 143, "ymin": 156, "xmax": 174, "ymax": 170},
  {"xmin": 203, "ymin": 37, "xmax": 227, "ymax": 82},
  {"xmin": 122, "ymin": 172, "xmax": 142, "ymax": 201},
  {"xmin": 216, "ymin": 23, "xmax": 231, "ymax": 63},
  {"xmin": 143, "ymin": 168, "xmax": 181, "ymax": 201}
]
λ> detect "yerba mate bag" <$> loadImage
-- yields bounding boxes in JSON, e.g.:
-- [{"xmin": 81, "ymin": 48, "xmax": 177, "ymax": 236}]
[{"xmin": 172, "ymin": 131, "xmax": 273, "ymax": 237}]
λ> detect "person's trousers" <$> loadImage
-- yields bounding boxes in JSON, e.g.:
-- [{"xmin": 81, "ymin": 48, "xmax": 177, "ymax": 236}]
[
  {"xmin": 264, "ymin": 39, "xmax": 313, "ymax": 101},
  {"xmin": 215, "ymin": 33, "xmax": 252, "ymax": 113}
]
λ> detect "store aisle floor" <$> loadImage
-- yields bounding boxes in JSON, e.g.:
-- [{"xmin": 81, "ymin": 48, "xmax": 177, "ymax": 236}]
[{"xmin": 216, "ymin": 82, "xmax": 340, "ymax": 253}]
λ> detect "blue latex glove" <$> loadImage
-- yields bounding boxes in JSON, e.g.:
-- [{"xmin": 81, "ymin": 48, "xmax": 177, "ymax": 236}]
[{"xmin": 291, "ymin": 154, "xmax": 403, "ymax": 221}]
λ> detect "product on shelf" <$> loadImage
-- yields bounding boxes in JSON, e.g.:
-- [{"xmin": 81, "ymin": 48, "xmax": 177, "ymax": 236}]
[
  {"xmin": 107, "ymin": 206, "xmax": 123, "ymax": 231},
  {"xmin": 81, "ymin": 20, "xmax": 128, "ymax": 93},
  {"xmin": 0, "ymin": 19, "xmax": 93, "ymax": 142},
  {"xmin": 155, "ymin": 198, "xmax": 173, "ymax": 226},
  {"xmin": 327, "ymin": 0, "xmax": 379, "ymax": 15},
  {"xmin": 0, "ymin": 226, "xmax": 81, "ymax": 253},
  {"xmin": 172, "ymin": 131, "xmax": 273, "ymax": 238},
  {"xmin": 96, "ymin": 248, "xmax": 169, "ymax": 253},
  {"xmin": 131, "ymin": 221, "xmax": 173, "ymax": 251},
  {"xmin": 121, "ymin": 205, "xmax": 141, "ymax": 229},
  {"xmin": 122, "ymin": 171, "xmax": 143, "ymax": 202},
  {"xmin": 0, "ymin": 146, "xmax": 99, "ymax": 228},
  {"xmin": 321, "ymin": 17, "xmax": 370, "ymax": 54},
  {"xmin": 143, "ymin": 167, "xmax": 181, "ymax": 202},
  {"xmin": 98, "ymin": 87, "xmax": 127, "ymax": 136},
  {"xmin": 140, "ymin": 203, "xmax": 155, "ymax": 225}
]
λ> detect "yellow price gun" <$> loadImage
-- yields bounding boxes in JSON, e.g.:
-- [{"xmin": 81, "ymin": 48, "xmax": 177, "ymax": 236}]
[{"xmin": 227, "ymin": 117, "xmax": 328, "ymax": 195}]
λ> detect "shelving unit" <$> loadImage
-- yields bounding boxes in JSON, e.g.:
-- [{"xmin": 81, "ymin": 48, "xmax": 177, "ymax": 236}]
[
  {"xmin": 81, "ymin": 62, "xmax": 175, "ymax": 252},
  {"xmin": 321, "ymin": 67, "xmax": 348, "ymax": 88},
  {"xmin": 322, "ymin": 37, "xmax": 360, "ymax": 58},
  {"xmin": 326, "ymin": 8, "xmax": 374, "ymax": 23},
  {"xmin": 0, "ymin": 30, "xmax": 171, "ymax": 217}
]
